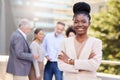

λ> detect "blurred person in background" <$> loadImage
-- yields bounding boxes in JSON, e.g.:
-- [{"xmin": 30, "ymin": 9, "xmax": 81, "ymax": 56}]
[
  {"xmin": 42, "ymin": 21, "xmax": 65, "ymax": 80},
  {"xmin": 6, "ymin": 18, "xmax": 39, "ymax": 80},
  {"xmin": 29, "ymin": 28, "xmax": 45, "ymax": 80},
  {"xmin": 58, "ymin": 2, "xmax": 102, "ymax": 80},
  {"xmin": 65, "ymin": 25, "xmax": 76, "ymax": 37}
]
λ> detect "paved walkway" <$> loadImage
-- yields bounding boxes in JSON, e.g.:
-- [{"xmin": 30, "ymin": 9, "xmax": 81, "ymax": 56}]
[
  {"xmin": 0, "ymin": 56, "xmax": 12, "ymax": 80},
  {"xmin": 0, "ymin": 55, "xmax": 43, "ymax": 80},
  {"xmin": 0, "ymin": 61, "xmax": 12, "ymax": 80}
]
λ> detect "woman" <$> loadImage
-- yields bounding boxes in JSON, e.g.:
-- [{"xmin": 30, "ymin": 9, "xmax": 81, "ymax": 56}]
[
  {"xmin": 29, "ymin": 28, "xmax": 45, "ymax": 80},
  {"xmin": 65, "ymin": 26, "xmax": 76, "ymax": 37},
  {"xmin": 58, "ymin": 2, "xmax": 102, "ymax": 80}
]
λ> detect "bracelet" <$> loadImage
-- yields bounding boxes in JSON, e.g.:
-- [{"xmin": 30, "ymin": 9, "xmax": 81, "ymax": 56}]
[{"xmin": 68, "ymin": 58, "xmax": 72, "ymax": 64}]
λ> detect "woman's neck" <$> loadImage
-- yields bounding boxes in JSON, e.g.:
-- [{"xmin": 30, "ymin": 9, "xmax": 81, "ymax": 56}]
[
  {"xmin": 75, "ymin": 34, "xmax": 88, "ymax": 43},
  {"xmin": 34, "ymin": 39, "xmax": 41, "ymax": 43}
]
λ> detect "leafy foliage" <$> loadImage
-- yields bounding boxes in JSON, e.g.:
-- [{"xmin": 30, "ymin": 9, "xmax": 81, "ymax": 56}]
[{"xmin": 90, "ymin": 0, "xmax": 120, "ymax": 75}]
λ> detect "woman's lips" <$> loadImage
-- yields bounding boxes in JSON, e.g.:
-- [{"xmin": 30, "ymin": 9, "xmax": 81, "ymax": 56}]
[{"xmin": 77, "ymin": 28, "xmax": 84, "ymax": 31}]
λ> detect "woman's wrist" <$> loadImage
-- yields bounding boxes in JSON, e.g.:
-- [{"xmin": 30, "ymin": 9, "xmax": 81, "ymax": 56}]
[
  {"xmin": 68, "ymin": 58, "xmax": 72, "ymax": 64},
  {"xmin": 70, "ymin": 59, "xmax": 74, "ymax": 65},
  {"xmin": 67, "ymin": 59, "xmax": 74, "ymax": 65}
]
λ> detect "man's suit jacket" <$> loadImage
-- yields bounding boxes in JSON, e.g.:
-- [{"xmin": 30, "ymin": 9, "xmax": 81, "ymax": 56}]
[
  {"xmin": 6, "ymin": 30, "xmax": 33, "ymax": 76},
  {"xmin": 58, "ymin": 37, "xmax": 102, "ymax": 80}
]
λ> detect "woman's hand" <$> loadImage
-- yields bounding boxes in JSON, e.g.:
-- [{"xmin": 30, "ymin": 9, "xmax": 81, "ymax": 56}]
[
  {"xmin": 58, "ymin": 51, "xmax": 69, "ymax": 64},
  {"xmin": 89, "ymin": 52, "xmax": 96, "ymax": 59}
]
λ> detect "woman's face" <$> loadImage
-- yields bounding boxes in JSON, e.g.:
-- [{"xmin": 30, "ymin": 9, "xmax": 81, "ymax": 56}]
[
  {"xmin": 35, "ymin": 30, "xmax": 44, "ymax": 41},
  {"xmin": 68, "ymin": 32, "xmax": 76, "ymax": 37},
  {"xmin": 73, "ymin": 14, "xmax": 90, "ymax": 36}
]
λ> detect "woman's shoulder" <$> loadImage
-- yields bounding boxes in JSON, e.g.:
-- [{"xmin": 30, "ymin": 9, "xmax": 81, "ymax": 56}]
[
  {"xmin": 63, "ymin": 37, "xmax": 74, "ymax": 43},
  {"xmin": 31, "ymin": 41, "xmax": 36, "ymax": 44},
  {"xmin": 89, "ymin": 37, "xmax": 102, "ymax": 43},
  {"xmin": 64, "ymin": 36, "xmax": 74, "ymax": 40},
  {"xmin": 30, "ymin": 41, "xmax": 38, "ymax": 47}
]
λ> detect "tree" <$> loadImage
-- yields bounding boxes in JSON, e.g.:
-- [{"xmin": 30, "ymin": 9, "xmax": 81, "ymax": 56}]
[
  {"xmin": 90, "ymin": 0, "xmax": 120, "ymax": 60},
  {"xmin": 90, "ymin": 0, "xmax": 120, "ymax": 75}
]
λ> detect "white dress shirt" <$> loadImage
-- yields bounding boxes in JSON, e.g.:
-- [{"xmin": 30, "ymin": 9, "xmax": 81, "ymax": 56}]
[{"xmin": 18, "ymin": 29, "xmax": 27, "ymax": 40}]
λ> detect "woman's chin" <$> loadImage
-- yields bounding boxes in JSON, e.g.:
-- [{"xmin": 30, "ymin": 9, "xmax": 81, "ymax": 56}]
[{"xmin": 77, "ymin": 32, "xmax": 85, "ymax": 36}]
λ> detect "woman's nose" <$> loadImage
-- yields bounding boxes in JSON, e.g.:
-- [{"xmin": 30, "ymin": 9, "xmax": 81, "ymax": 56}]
[
  {"xmin": 78, "ymin": 22, "xmax": 83, "ymax": 26},
  {"xmin": 76, "ymin": 22, "xmax": 82, "ymax": 27}
]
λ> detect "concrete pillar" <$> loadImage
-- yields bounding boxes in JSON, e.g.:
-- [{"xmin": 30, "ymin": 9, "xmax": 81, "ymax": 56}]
[
  {"xmin": 0, "ymin": 0, "xmax": 6, "ymax": 55},
  {"xmin": 0, "ymin": 0, "xmax": 16, "ymax": 55}
]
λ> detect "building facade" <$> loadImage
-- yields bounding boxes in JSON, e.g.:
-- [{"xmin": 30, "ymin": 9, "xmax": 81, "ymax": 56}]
[{"xmin": 0, "ymin": 0, "xmax": 108, "ymax": 54}]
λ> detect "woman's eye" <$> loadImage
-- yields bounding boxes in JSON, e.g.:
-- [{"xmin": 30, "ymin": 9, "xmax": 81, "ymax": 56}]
[{"xmin": 82, "ymin": 21, "xmax": 86, "ymax": 23}]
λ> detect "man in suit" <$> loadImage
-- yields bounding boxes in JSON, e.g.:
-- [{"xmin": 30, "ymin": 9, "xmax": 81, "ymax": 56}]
[{"xmin": 6, "ymin": 19, "xmax": 39, "ymax": 80}]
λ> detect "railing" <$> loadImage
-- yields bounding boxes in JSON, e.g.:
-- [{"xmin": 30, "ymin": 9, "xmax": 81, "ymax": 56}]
[
  {"xmin": 0, "ymin": 55, "xmax": 9, "ymax": 61},
  {"xmin": 97, "ymin": 60, "xmax": 120, "ymax": 80},
  {"xmin": 0, "ymin": 55, "xmax": 120, "ymax": 80},
  {"xmin": 102, "ymin": 60, "xmax": 120, "ymax": 65}
]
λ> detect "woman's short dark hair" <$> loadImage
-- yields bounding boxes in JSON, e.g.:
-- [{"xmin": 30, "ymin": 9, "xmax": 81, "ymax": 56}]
[
  {"xmin": 65, "ymin": 26, "xmax": 76, "ymax": 37},
  {"xmin": 73, "ymin": 2, "xmax": 91, "ymax": 21}
]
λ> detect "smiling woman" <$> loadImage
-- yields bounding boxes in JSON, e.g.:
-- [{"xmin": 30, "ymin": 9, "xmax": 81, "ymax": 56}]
[
  {"xmin": 58, "ymin": 2, "xmax": 102, "ymax": 80},
  {"xmin": 73, "ymin": 2, "xmax": 91, "ymax": 36},
  {"xmin": 29, "ymin": 28, "xmax": 45, "ymax": 80}
]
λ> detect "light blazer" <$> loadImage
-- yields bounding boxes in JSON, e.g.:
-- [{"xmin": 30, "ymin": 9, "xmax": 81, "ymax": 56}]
[
  {"xmin": 6, "ymin": 30, "xmax": 33, "ymax": 76},
  {"xmin": 58, "ymin": 37, "xmax": 102, "ymax": 80}
]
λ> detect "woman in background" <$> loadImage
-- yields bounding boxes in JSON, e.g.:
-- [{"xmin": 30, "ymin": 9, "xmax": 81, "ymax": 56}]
[
  {"xmin": 29, "ymin": 28, "xmax": 45, "ymax": 80},
  {"xmin": 58, "ymin": 2, "xmax": 102, "ymax": 80},
  {"xmin": 65, "ymin": 26, "xmax": 76, "ymax": 37}
]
